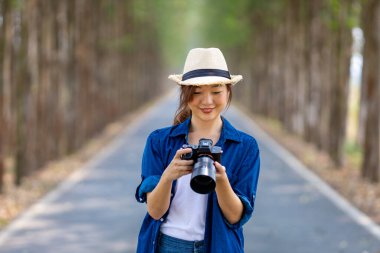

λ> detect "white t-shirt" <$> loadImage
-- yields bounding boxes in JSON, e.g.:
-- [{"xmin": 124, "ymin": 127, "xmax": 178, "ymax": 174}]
[{"xmin": 160, "ymin": 174, "xmax": 208, "ymax": 241}]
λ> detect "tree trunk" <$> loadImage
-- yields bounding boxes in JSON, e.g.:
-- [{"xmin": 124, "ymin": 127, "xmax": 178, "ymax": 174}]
[
  {"xmin": 24, "ymin": 0, "xmax": 39, "ymax": 175},
  {"xmin": 2, "ymin": 0, "xmax": 13, "ymax": 157},
  {"xmin": 0, "ymin": 0, "xmax": 5, "ymax": 192},
  {"xmin": 305, "ymin": 0, "xmax": 324, "ymax": 145},
  {"xmin": 327, "ymin": 1, "xmax": 352, "ymax": 167},
  {"xmin": 361, "ymin": 0, "xmax": 380, "ymax": 182}
]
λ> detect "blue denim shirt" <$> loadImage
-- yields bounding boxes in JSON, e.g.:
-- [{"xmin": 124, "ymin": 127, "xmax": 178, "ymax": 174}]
[{"xmin": 135, "ymin": 116, "xmax": 260, "ymax": 253}]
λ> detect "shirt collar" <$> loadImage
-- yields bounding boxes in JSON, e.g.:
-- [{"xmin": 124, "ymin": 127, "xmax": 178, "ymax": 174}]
[{"xmin": 169, "ymin": 116, "xmax": 241, "ymax": 143}]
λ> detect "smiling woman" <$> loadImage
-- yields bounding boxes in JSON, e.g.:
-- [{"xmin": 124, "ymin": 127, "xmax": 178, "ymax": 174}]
[
  {"xmin": 135, "ymin": 48, "xmax": 260, "ymax": 253},
  {"xmin": 174, "ymin": 84, "xmax": 232, "ymax": 126}
]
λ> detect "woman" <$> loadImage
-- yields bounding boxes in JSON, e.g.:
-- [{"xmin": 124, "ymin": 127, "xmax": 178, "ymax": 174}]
[{"xmin": 135, "ymin": 48, "xmax": 260, "ymax": 253}]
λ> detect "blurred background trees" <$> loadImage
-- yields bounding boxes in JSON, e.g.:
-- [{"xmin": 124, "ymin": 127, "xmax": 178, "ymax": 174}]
[
  {"xmin": 0, "ymin": 0, "xmax": 379, "ymax": 192},
  {"xmin": 0, "ymin": 0, "xmax": 164, "ymax": 191}
]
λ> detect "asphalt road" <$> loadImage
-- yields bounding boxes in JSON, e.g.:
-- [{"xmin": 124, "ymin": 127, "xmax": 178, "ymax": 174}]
[{"xmin": 0, "ymin": 90, "xmax": 380, "ymax": 253}]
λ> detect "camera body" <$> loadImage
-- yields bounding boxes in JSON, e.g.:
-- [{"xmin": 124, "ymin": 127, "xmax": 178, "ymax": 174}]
[{"xmin": 181, "ymin": 138, "xmax": 223, "ymax": 194}]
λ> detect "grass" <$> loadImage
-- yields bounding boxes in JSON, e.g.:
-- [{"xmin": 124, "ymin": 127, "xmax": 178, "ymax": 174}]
[{"xmin": 344, "ymin": 140, "xmax": 363, "ymax": 169}]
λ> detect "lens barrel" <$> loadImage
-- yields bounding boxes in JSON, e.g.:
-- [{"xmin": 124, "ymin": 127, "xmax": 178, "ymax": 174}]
[{"xmin": 190, "ymin": 156, "xmax": 216, "ymax": 194}]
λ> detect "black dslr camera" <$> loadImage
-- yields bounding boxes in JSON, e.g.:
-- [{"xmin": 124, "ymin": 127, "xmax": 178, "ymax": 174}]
[{"xmin": 181, "ymin": 138, "xmax": 223, "ymax": 194}]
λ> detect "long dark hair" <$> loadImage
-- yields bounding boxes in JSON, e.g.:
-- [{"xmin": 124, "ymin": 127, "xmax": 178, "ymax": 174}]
[{"xmin": 173, "ymin": 84, "xmax": 232, "ymax": 125}]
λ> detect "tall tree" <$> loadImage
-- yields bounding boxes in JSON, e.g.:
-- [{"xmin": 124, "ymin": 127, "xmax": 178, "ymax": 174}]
[
  {"xmin": 361, "ymin": 0, "xmax": 380, "ymax": 182},
  {"xmin": 0, "ymin": 0, "xmax": 4, "ymax": 192},
  {"xmin": 0, "ymin": 0, "xmax": 166, "ymax": 186}
]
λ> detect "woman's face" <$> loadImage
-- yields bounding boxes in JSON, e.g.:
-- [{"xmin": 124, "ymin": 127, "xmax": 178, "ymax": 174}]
[{"xmin": 188, "ymin": 84, "xmax": 229, "ymax": 123}]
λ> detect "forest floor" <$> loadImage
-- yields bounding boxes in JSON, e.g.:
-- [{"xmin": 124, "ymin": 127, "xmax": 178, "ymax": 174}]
[{"xmin": 0, "ymin": 100, "xmax": 379, "ymax": 230}]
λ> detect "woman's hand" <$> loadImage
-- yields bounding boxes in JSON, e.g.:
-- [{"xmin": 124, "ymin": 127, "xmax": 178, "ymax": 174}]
[
  {"xmin": 214, "ymin": 161, "xmax": 244, "ymax": 224},
  {"xmin": 214, "ymin": 161, "xmax": 228, "ymax": 182},
  {"xmin": 162, "ymin": 148, "xmax": 194, "ymax": 183},
  {"xmin": 146, "ymin": 147, "xmax": 193, "ymax": 220}
]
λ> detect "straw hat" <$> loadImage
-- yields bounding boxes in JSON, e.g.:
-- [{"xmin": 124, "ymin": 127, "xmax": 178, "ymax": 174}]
[{"xmin": 168, "ymin": 48, "xmax": 243, "ymax": 86}]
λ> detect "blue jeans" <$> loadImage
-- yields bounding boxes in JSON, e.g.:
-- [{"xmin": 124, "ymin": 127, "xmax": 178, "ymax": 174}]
[{"xmin": 157, "ymin": 233, "xmax": 205, "ymax": 253}]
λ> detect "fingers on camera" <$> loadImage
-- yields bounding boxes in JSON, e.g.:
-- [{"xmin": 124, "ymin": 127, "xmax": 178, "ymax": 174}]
[{"xmin": 176, "ymin": 147, "xmax": 192, "ymax": 156}]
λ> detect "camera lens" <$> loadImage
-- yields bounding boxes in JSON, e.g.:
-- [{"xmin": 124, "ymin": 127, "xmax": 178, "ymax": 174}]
[{"xmin": 190, "ymin": 156, "xmax": 216, "ymax": 194}]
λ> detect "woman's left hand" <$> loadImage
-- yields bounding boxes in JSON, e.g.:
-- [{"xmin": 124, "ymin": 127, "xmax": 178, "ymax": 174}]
[
  {"xmin": 214, "ymin": 161, "xmax": 228, "ymax": 182},
  {"xmin": 213, "ymin": 161, "xmax": 244, "ymax": 224}
]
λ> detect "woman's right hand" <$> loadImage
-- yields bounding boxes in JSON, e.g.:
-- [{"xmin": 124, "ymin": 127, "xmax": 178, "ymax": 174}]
[
  {"xmin": 162, "ymin": 148, "xmax": 194, "ymax": 182},
  {"xmin": 146, "ymin": 148, "xmax": 193, "ymax": 220}
]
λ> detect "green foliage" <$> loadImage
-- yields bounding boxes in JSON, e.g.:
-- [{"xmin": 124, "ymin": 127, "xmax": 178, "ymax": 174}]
[
  {"xmin": 132, "ymin": 0, "xmax": 150, "ymax": 22},
  {"xmin": 321, "ymin": 0, "xmax": 360, "ymax": 31},
  {"xmin": 197, "ymin": 0, "xmax": 251, "ymax": 49},
  {"xmin": 114, "ymin": 0, "xmax": 362, "ymax": 70},
  {"xmin": 102, "ymin": 1, "xmax": 117, "ymax": 20},
  {"xmin": 10, "ymin": 0, "xmax": 23, "ymax": 10},
  {"xmin": 250, "ymin": 1, "xmax": 285, "ymax": 27},
  {"xmin": 151, "ymin": 0, "xmax": 195, "ymax": 69},
  {"xmin": 149, "ymin": 0, "xmax": 285, "ymax": 68},
  {"xmin": 344, "ymin": 140, "xmax": 363, "ymax": 168},
  {"xmin": 347, "ymin": 0, "xmax": 361, "ymax": 28},
  {"xmin": 101, "ymin": 34, "xmax": 135, "ymax": 53}
]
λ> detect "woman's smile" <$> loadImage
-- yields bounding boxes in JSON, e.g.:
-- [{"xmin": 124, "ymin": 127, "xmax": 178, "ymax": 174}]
[
  {"xmin": 200, "ymin": 108, "xmax": 214, "ymax": 114},
  {"xmin": 188, "ymin": 84, "xmax": 229, "ymax": 122}
]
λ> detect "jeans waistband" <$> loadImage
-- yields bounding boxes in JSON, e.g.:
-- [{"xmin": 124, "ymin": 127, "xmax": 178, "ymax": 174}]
[{"xmin": 158, "ymin": 232, "xmax": 204, "ymax": 249}]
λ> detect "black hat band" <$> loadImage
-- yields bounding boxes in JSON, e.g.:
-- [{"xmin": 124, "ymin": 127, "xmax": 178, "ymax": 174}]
[{"xmin": 182, "ymin": 69, "xmax": 231, "ymax": 81}]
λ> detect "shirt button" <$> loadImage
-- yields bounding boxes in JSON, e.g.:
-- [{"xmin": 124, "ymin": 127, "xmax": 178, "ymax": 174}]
[{"xmin": 160, "ymin": 218, "xmax": 164, "ymax": 222}]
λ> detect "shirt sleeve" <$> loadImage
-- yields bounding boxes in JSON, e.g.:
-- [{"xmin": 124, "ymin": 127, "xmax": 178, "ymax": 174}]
[
  {"xmin": 135, "ymin": 131, "xmax": 165, "ymax": 203},
  {"xmin": 225, "ymin": 138, "xmax": 261, "ymax": 229}
]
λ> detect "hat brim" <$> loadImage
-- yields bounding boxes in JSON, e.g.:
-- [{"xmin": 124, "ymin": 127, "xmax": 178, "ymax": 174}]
[{"xmin": 168, "ymin": 74, "xmax": 242, "ymax": 86}]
